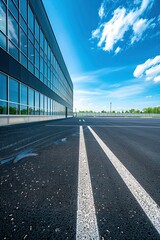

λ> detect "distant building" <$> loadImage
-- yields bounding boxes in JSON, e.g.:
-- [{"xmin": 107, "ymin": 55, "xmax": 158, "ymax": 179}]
[{"xmin": 0, "ymin": 0, "xmax": 73, "ymax": 125}]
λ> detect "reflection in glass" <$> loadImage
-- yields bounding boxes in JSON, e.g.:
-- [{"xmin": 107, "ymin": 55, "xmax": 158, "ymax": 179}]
[
  {"xmin": 9, "ymin": 103, "xmax": 19, "ymax": 114},
  {"xmin": 0, "ymin": 101, "xmax": 7, "ymax": 114},
  {"xmin": 20, "ymin": 0, "xmax": 27, "ymax": 21},
  {"xmin": 8, "ymin": 0, "xmax": 18, "ymax": 20},
  {"xmin": 9, "ymin": 78, "xmax": 19, "ymax": 103},
  {"xmin": 0, "ymin": 31, "xmax": 6, "ymax": 50},
  {"xmin": 20, "ymin": 53, "xmax": 27, "ymax": 68},
  {"xmin": 35, "ymin": 91, "xmax": 39, "ymax": 115},
  {"xmin": 28, "ymin": 88, "xmax": 34, "ymax": 106},
  {"xmin": 0, "ymin": 72, "xmax": 7, "ymax": 101},
  {"xmin": 8, "ymin": 12, "xmax": 18, "ymax": 46},
  {"xmin": 20, "ymin": 105, "xmax": 28, "ymax": 115},
  {"xmin": 9, "ymin": 41, "xmax": 18, "ymax": 60},
  {"xmin": 0, "ymin": 1, "xmax": 6, "ymax": 34},
  {"xmin": 21, "ymin": 84, "xmax": 27, "ymax": 105},
  {"xmin": 28, "ymin": 40, "xmax": 34, "ymax": 63},
  {"xmin": 28, "ymin": 5, "xmax": 34, "ymax": 33},
  {"xmin": 40, "ymin": 94, "xmax": 44, "ymax": 115},
  {"xmin": 20, "ymin": 28, "xmax": 27, "ymax": 55}
]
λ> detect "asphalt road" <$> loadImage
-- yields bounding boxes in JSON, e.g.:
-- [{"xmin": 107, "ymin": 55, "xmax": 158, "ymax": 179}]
[{"xmin": 0, "ymin": 117, "xmax": 160, "ymax": 239}]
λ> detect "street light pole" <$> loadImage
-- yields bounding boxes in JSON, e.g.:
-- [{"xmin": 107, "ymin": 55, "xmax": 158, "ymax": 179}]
[{"xmin": 110, "ymin": 102, "xmax": 112, "ymax": 113}]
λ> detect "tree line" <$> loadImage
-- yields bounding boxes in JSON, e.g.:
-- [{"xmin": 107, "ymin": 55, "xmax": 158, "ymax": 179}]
[{"xmin": 78, "ymin": 106, "xmax": 160, "ymax": 114}]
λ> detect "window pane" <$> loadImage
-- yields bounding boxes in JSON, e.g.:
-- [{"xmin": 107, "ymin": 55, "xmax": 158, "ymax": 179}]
[
  {"xmin": 35, "ymin": 91, "xmax": 39, "ymax": 115},
  {"xmin": 9, "ymin": 103, "xmax": 19, "ymax": 114},
  {"xmin": 48, "ymin": 98, "xmax": 51, "ymax": 115},
  {"xmin": 44, "ymin": 96, "xmax": 47, "ymax": 115},
  {"xmin": 8, "ymin": 0, "xmax": 18, "ymax": 20},
  {"xmin": 20, "ymin": 53, "xmax": 27, "ymax": 68},
  {"xmin": 0, "ymin": 72, "xmax": 7, "ymax": 100},
  {"xmin": 20, "ymin": 16, "xmax": 27, "ymax": 32},
  {"xmin": 9, "ymin": 78, "xmax": 19, "ymax": 103},
  {"xmin": 20, "ymin": 105, "xmax": 28, "ymax": 115},
  {"xmin": 20, "ymin": 28, "xmax": 27, "ymax": 55},
  {"xmin": 35, "ymin": 50, "xmax": 39, "ymax": 69},
  {"xmin": 0, "ymin": 31, "xmax": 6, "ymax": 50},
  {"xmin": 28, "ymin": 5, "xmax": 34, "ymax": 33},
  {"xmin": 20, "ymin": 0, "xmax": 27, "ymax": 21},
  {"xmin": 40, "ymin": 94, "xmax": 44, "ymax": 115},
  {"xmin": 21, "ymin": 84, "xmax": 27, "ymax": 105},
  {"xmin": 28, "ymin": 88, "xmax": 34, "ymax": 107},
  {"xmin": 28, "ymin": 61, "xmax": 34, "ymax": 74},
  {"xmin": 0, "ymin": 101, "xmax": 7, "ymax": 114},
  {"xmin": 9, "ymin": 41, "xmax": 18, "ymax": 60},
  {"xmin": 0, "ymin": 1, "xmax": 6, "ymax": 34},
  {"xmin": 8, "ymin": 12, "xmax": 18, "ymax": 46},
  {"xmin": 35, "ymin": 19, "xmax": 39, "ymax": 42},
  {"xmin": 28, "ymin": 40, "xmax": 34, "ymax": 63}
]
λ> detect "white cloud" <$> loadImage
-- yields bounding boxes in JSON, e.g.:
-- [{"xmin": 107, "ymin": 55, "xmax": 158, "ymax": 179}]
[
  {"xmin": 92, "ymin": 0, "xmax": 155, "ymax": 53},
  {"xmin": 154, "ymin": 76, "xmax": 160, "ymax": 83},
  {"xmin": 133, "ymin": 55, "xmax": 160, "ymax": 83},
  {"xmin": 115, "ymin": 47, "xmax": 121, "ymax": 55},
  {"xmin": 98, "ymin": 2, "xmax": 105, "ymax": 19}
]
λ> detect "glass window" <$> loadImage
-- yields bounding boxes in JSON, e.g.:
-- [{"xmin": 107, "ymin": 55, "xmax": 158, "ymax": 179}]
[
  {"xmin": 35, "ymin": 91, "xmax": 39, "ymax": 115},
  {"xmin": 8, "ymin": 12, "xmax": 18, "ymax": 46},
  {"xmin": 35, "ymin": 50, "xmax": 39, "ymax": 69},
  {"xmin": 28, "ymin": 88, "xmax": 34, "ymax": 115},
  {"xmin": 0, "ymin": 72, "xmax": 7, "ymax": 100},
  {"xmin": 20, "ymin": 105, "xmax": 28, "ymax": 115},
  {"xmin": 0, "ymin": 31, "xmax": 6, "ymax": 50},
  {"xmin": 9, "ymin": 102, "xmax": 19, "ymax": 114},
  {"xmin": 0, "ymin": 101, "xmax": 7, "ymax": 114},
  {"xmin": 44, "ymin": 96, "xmax": 47, "ymax": 115},
  {"xmin": 28, "ymin": 29, "xmax": 34, "ymax": 43},
  {"xmin": 20, "ymin": 0, "xmax": 27, "ymax": 21},
  {"xmin": 20, "ymin": 53, "xmax": 27, "ymax": 68},
  {"xmin": 21, "ymin": 84, "xmax": 27, "ymax": 105},
  {"xmin": 20, "ymin": 28, "xmax": 27, "ymax": 55},
  {"xmin": 20, "ymin": 16, "xmax": 27, "ymax": 32},
  {"xmin": 35, "ymin": 19, "xmax": 39, "ymax": 43},
  {"xmin": 9, "ymin": 41, "xmax": 18, "ymax": 60},
  {"xmin": 0, "ymin": 1, "xmax": 6, "ymax": 34},
  {"xmin": 13, "ymin": 0, "xmax": 19, "ymax": 7},
  {"xmin": 35, "ymin": 68, "xmax": 39, "ymax": 79},
  {"xmin": 48, "ymin": 98, "xmax": 51, "ymax": 115},
  {"xmin": 28, "ymin": 61, "xmax": 34, "ymax": 74},
  {"xmin": 28, "ymin": 40, "xmax": 34, "ymax": 63},
  {"xmin": 8, "ymin": 0, "xmax": 18, "ymax": 20},
  {"xmin": 9, "ymin": 78, "xmax": 19, "ymax": 103},
  {"xmin": 40, "ymin": 94, "xmax": 44, "ymax": 115},
  {"xmin": 40, "ymin": 29, "xmax": 44, "ymax": 48},
  {"xmin": 28, "ymin": 5, "xmax": 34, "ymax": 33}
]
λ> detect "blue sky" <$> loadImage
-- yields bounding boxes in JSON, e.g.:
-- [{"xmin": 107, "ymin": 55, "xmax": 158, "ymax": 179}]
[{"xmin": 43, "ymin": 0, "xmax": 160, "ymax": 112}]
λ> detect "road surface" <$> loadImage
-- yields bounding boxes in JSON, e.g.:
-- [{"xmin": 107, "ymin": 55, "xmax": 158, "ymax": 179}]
[{"xmin": 0, "ymin": 117, "xmax": 160, "ymax": 239}]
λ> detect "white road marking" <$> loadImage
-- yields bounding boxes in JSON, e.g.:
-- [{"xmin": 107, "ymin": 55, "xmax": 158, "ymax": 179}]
[
  {"xmin": 88, "ymin": 126, "xmax": 160, "ymax": 234},
  {"xmin": 76, "ymin": 126, "xmax": 99, "ymax": 239}
]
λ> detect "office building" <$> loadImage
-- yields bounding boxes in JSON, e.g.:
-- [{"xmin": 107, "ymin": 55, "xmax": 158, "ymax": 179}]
[{"xmin": 0, "ymin": 0, "xmax": 73, "ymax": 125}]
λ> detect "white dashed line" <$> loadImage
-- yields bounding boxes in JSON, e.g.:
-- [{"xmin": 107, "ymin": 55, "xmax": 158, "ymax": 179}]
[
  {"xmin": 88, "ymin": 126, "xmax": 160, "ymax": 235},
  {"xmin": 76, "ymin": 126, "xmax": 99, "ymax": 239}
]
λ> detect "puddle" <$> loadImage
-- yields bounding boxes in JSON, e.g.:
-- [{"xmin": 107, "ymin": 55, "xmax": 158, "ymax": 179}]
[
  {"xmin": 72, "ymin": 133, "xmax": 79, "ymax": 137},
  {"xmin": 61, "ymin": 138, "xmax": 67, "ymax": 142},
  {"xmin": 0, "ymin": 149, "xmax": 38, "ymax": 165},
  {"xmin": 13, "ymin": 149, "xmax": 38, "ymax": 163},
  {"xmin": 53, "ymin": 137, "xmax": 67, "ymax": 145},
  {"xmin": 0, "ymin": 157, "xmax": 14, "ymax": 165}
]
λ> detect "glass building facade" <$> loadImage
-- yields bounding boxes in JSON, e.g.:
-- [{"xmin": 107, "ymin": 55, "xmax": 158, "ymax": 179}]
[{"xmin": 0, "ymin": 0, "xmax": 73, "ymax": 123}]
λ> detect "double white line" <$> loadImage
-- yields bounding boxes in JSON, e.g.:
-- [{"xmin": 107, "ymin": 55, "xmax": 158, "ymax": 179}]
[{"xmin": 76, "ymin": 126, "xmax": 160, "ymax": 239}]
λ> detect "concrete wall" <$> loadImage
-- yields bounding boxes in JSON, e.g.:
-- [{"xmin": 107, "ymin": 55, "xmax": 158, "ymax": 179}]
[{"xmin": 0, "ymin": 115, "xmax": 68, "ymax": 126}]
